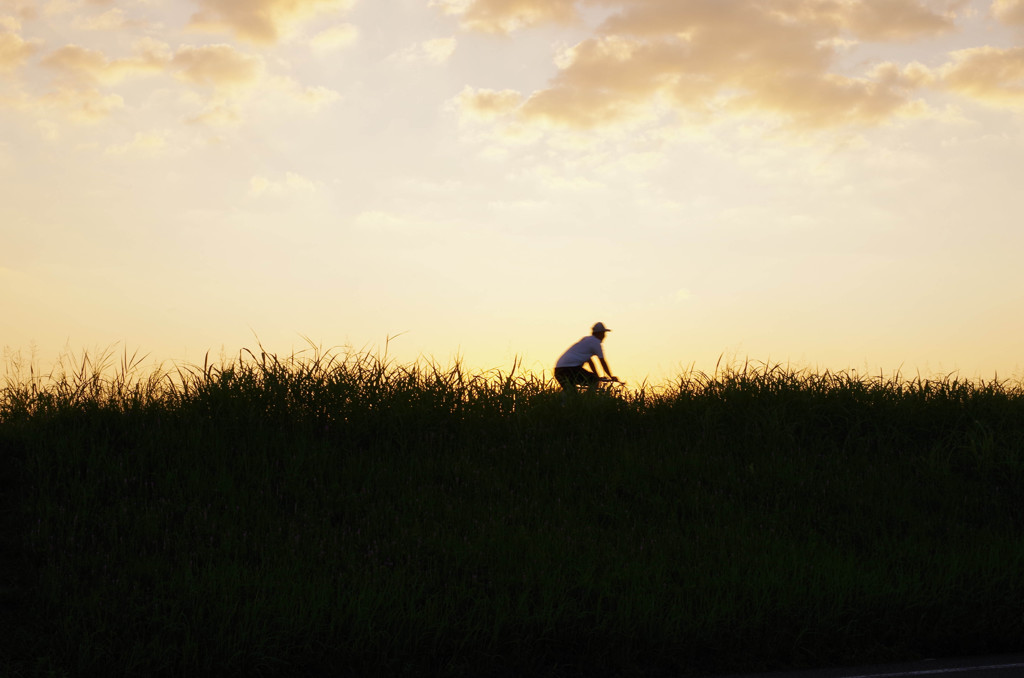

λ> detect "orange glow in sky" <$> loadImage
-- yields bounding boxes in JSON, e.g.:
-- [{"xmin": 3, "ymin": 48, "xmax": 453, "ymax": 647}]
[{"xmin": 3, "ymin": 0, "xmax": 1024, "ymax": 384}]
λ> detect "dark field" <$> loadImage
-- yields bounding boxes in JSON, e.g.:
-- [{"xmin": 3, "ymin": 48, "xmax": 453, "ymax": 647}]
[{"xmin": 2, "ymin": 347, "xmax": 1023, "ymax": 677}]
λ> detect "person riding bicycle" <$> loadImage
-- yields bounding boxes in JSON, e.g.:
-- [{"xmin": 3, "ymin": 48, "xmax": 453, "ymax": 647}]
[{"xmin": 554, "ymin": 322, "xmax": 619, "ymax": 393}]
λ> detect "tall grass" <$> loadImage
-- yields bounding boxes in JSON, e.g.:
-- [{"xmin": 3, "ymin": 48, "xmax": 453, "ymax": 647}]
[{"xmin": 2, "ymin": 346, "xmax": 1024, "ymax": 678}]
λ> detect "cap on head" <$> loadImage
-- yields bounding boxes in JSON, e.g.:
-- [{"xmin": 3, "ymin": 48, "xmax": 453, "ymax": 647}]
[{"xmin": 592, "ymin": 322, "xmax": 611, "ymax": 333}]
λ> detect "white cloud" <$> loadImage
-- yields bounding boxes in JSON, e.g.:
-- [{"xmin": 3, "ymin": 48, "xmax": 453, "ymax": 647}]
[
  {"xmin": 293, "ymin": 83, "xmax": 341, "ymax": 110},
  {"xmin": 34, "ymin": 41, "xmax": 267, "ymax": 126},
  {"xmin": 185, "ymin": 100, "xmax": 241, "ymax": 126},
  {"xmin": 170, "ymin": 44, "xmax": 264, "ymax": 90},
  {"xmin": 1, "ymin": 3, "xmax": 34, "ymax": 22},
  {"xmin": 0, "ymin": 15, "xmax": 22, "ymax": 32},
  {"xmin": 189, "ymin": 0, "xmax": 355, "ymax": 44},
  {"xmin": 0, "ymin": 21, "xmax": 40, "ymax": 72},
  {"xmin": 992, "ymin": 0, "xmax": 1024, "ymax": 25},
  {"xmin": 389, "ymin": 37, "xmax": 457, "ymax": 65},
  {"xmin": 23, "ymin": 36, "xmax": 340, "ymax": 126},
  {"xmin": 42, "ymin": 0, "xmax": 83, "ymax": 17},
  {"xmin": 249, "ymin": 172, "xmax": 319, "ymax": 197},
  {"xmin": 71, "ymin": 7, "xmax": 139, "ymax": 31},
  {"xmin": 432, "ymin": 0, "xmax": 981, "ymax": 135},
  {"xmin": 310, "ymin": 23, "xmax": 358, "ymax": 53},
  {"xmin": 939, "ymin": 45, "xmax": 1024, "ymax": 107},
  {"xmin": 257, "ymin": 75, "xmax": 342, "ymax": 112},
  {"xmin": 452, "ymin": 86, "xmax": 523, "ymax": 120},
  {"xmin": 42, "ymin": 86, "xmax": 124, "ymax": 122},
  {"xmin": 425, "ymin": 37, "xmax": 457, "ymax": 62},
  {"xmin": 41, "ymin": 42, "xmax": 167, "ymax": 85},
  {"xmin": 430, "ymin": 0, "xmax": 578, "ymax": 33},
  {"xmin": 35, "ymin": 119, "xmax": 60, "ymax": 140},
  {"xmin": 104, "ymin": 130, "xmax": 170, "ymax": 155}
]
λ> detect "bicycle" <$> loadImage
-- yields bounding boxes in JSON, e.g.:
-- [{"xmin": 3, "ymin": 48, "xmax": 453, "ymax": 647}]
[
  {"xmin": 557, "ymin": 375, "xmax": 627, "ymax": 405},
  {"xmin": 596, "ymin": 376, "xmax": 627, "ymax": 392}
]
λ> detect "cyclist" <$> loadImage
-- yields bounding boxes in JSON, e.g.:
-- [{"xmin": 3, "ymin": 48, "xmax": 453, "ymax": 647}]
[{"xmin": 554, "ymin": 322, "xmax": 619, "ymax": 393}]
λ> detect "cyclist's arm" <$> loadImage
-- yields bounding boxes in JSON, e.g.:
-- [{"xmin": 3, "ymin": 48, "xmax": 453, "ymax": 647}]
[{"xmin": 599, "ymin": 357, "xmax": 616, "ymax": 381}]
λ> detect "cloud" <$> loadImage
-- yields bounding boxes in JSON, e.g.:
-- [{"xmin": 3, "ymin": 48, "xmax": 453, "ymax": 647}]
[
  {"xmin": 430, "ymin": 0, "xmax": 579, "ymax": 33},
  {"xmin": 35, "ymin": 118, "xmax": 60, "ymax": 140},
  {"xmin": 939, "ymin": 46, "xmax": 1024, "ymax": 106},
  {"xmin": 170, "ymin": 44, "xmax": 264, "ymax": 89},
  {"xmin": 840, "ymin": 0, "xmax": 961, "ymax": 41},
  {"xmin": 310, "ymin": 23, "xmax": 358, "ymax": 53},
  {"xmin": 254, "ymin": 75, "xmax": 341, "ymax": 113},
  {"xmin": 189, "ymin": 0, "xmax": 355, "ymax": 44},
  {"xmin": 249, "ymin": 171, "xmax": 318, "ymax": 197},
  {"xmin": 20, "ymin": 40, "xmax": 266, "ymax": 128},
  {"xmin": 725, "ymin": 62, "xmax": 934, "ymax": 128},
  {"xmin": 440, "ymin": 0, "xmax": 969, "ymax": 133},
  {"xmin": 2, "ymin": 3, "xmax": 35, "ymax": 21},
  {"xmin": 389, "ymin": 37, "xmax": 457, "ymax": 65},
  {"xmin": 0, "ymin": 81, "xmax": 77, "ymax": 123},
  {"xmin": 42, "ymin": 86, "xmax": 125, "ymax": 121},
  {"xmin": 441, "ymin": 0, "xmax": 965, "ymax": 39},
  {"xmin": 291, "ymin": 83, "xmax": 341, "ymax": 110},
  {"xmin": 39, "ymin": 41, "xmax": 266, "ymax": 99},
  {"xmin": 41, "ymin": 41, "xmax": 269, "ymax": 93},
  {"xmin": 41, "ymin": 41, "xmax": 168, "ymax": 84},
  {"xmin": 450, "ymin": 86, "xmax": 550, "ymax": 149},
  {"xmin": 171, "ymin": 47, "xmax": 280, "ymax": 124},
  {"xmin": 422, "ymin": 37, "xmax": 457, "ymax": 63},
  {"xmin": 21, "ymin": 35, "xmax": 336, "ymax": 126},
  {"xmin": 42, "ymin": 0, "xmax": 84, "ymax": 17},
  {"xmin": 104, "ymin": 130, "xmax": 170, "ymax": 155},
  {"xmin": 0, "ymin": 20, "xmax": 40, "ymax": 72},
  {"xmin": 71, "ymin": 7, "xmax": 144, "ymax": 31},
  {"xmin": 992, "ymin": 0, "xmax": 1024, "ymax": 25},
  {"xmin": 453, "ymin": 86, "xmax": 523, "ymax": 120},
  {"xmin": 185, "ymin": 100, "xmax": 241, "ymax": 126}
]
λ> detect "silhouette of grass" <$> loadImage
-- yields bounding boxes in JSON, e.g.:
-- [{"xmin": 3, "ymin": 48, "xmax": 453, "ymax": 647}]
[{"xmin": 2, "ymin": 345, "xmax": 1024, "ymax": 677}]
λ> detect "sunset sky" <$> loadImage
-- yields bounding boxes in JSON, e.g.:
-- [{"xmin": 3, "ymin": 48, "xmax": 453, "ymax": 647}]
[{"xmin": 3, "ymin": 0, "xmax": 1024, "ymax": 384}]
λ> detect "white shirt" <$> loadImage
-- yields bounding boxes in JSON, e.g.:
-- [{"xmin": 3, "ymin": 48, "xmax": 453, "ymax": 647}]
[{"xmin": 555, "ymin": 335, "xmax": 605, "ymax": 368}]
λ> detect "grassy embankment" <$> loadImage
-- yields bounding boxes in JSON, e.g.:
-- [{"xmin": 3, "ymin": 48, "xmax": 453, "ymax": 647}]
[{"xmin": 2, "ymin": 346, "xmax": 1023, "ymax": 677}]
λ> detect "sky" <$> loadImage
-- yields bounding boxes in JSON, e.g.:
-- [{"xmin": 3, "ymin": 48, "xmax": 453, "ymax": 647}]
[{"xmin": 2, "ymin": 0, "xmax": 1024, "ymax": 385}]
